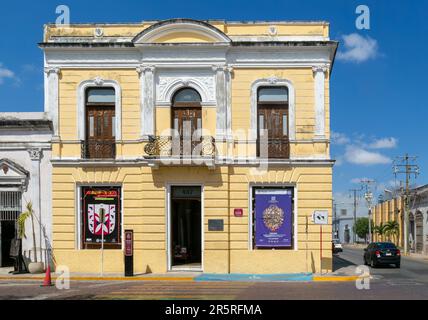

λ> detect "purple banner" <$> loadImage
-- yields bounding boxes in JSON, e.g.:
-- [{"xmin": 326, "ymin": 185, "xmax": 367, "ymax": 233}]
[{"xmin": 255, "ymin": 189, "xmax": 292, "ymax": 248}]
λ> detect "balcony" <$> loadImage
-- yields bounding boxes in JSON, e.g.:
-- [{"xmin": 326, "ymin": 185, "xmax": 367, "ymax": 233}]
[
  {"xmin": 81, "ymin": 140, "xmax": 116, "ymax": 159},
  {"xmin": 257, "ymin": 138, "xmax": 290, "ymax": 159},
  {"xmin": 144, "ymin": 136, "xmax": 215, "ymax": 159}
]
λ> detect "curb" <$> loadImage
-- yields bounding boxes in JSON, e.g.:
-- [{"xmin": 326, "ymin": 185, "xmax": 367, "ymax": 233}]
[
  {"xmin": 0, "ymin": 275, "xmax": 194, "ymax": 282},
  {"xmin": 194, "ymin": 273, "xmax": 313, "ymax": 282},
  {"xmin": 313, "ymin": 276, "xmax": 360, "ymax": 282}
]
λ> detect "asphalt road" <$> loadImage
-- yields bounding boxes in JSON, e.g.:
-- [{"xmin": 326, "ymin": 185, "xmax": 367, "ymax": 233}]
[{"xmin": 0, "ymin": 247, "xmax": 428, "ymax": 300}]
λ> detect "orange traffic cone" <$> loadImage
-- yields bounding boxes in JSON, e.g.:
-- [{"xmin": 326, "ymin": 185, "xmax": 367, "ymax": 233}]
[{"xmin": 41, "ymin": 264, "xmax": 54, "ymax": 287}]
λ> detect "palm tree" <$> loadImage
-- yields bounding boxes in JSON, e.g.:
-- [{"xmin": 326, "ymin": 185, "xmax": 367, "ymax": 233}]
[
  {"xmin": 17, "ymin": 202, "xmax": 38, "ymax": 262},
  {"xmin": 373, "ymin": 223, "xmax": 386, "ymax": 241},
  {"xmin": 384, "ymin": 221, "xmax": 400, "ymax": 245}
]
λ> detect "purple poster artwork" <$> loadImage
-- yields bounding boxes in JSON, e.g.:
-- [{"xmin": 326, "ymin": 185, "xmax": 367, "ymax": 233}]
[{"xmin": 255, "ymin": 189, "xmax": 292, "ymax": 248}]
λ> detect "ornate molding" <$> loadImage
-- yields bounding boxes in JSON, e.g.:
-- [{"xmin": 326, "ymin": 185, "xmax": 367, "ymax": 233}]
[
  {"xmin": 136, "ymin": 64, "xmax": 156, "ymax": 76},
  {"xmin": 93, "ymin": 76, "xmax": 105, "ymax": 86},
  {"xmin": 44, "ymin": 67, "xmax": 60, "ymax": 76},
  {"xmin": 28, "ymin": 149, "xmax": 43, "ymax": 161},
  {"xmin": 157, "ymin": 73, "xmax": 215, "ymax": 104},
  {"xmin": 312, "ymin": 64, "xmax": 329, "ymax": 75}
]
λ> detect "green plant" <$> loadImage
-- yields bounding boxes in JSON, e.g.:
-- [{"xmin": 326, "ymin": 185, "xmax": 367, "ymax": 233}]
[
  {"xmin": 373, "ymin": 222, "xmax": 386, "ymax": 241},
  {"xmin": 17, "ymin": 202, "xmax": 38, "ymax": 262},
  {"xmin": 384, "ymin": 220, "xmax": 400, "ymax": 244}
]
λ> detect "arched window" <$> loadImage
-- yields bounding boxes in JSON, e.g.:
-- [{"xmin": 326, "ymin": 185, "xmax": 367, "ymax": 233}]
[
  {"xmin": 84, "ymin": 87, "xmax": 116, "ymax": 159},
  {"xmin": 257, "ymin": 86, "xmax": 289, "ymax": 158},
  {"xmin": 171, "ymin": 88, "xmax": 202, "ymax": 155},
  {"xmin": 172, "ymin": 88, "xmax": 202, "ymax": 106}
]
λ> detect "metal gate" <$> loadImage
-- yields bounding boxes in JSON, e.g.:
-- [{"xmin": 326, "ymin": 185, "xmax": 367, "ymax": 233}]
[{"xmin": 0, "ymin": 191, "xmax": 22, "ymax": 221}]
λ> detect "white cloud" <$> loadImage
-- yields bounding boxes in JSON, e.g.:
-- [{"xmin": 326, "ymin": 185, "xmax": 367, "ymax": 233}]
[
  {"xmin": 331, "ymin": 131, "xmax": 350, "ymax": 145},
  {"xmin": 337, "ymin": 33, "xmax": 379, "ymax": 63},
  {"xmin": 0, "ymin": 63, "xmax": 15, "ymax": 84},
  {"xmin": 344, "ymin": 145, "xmax": 391, "ymax": 166},
  {"xmin": 368, "ymin": 137, "xmax": 398, "ymax": 149}
]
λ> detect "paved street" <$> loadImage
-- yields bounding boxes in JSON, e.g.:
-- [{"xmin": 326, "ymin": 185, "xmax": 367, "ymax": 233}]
[{"xmin": 1, "ymin": 246, "xmax": 428, "ymax": 300}]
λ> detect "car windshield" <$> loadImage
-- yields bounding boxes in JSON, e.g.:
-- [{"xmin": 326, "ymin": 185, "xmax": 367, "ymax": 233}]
[{"xmin": 376, "ymin": 243, "xmax": 396, "ymax": 249}]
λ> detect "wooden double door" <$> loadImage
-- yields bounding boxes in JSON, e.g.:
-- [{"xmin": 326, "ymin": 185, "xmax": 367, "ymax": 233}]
[
  {"xmin": 172, "ymin": 106, "xmax": 202, "ymax": 155},
  {"xmin": 257, "ymin": 104, "xmax": 290, "ymax": 158},
  {"xmin": 85, "ymin": 106, "xmax": 116, "ymax": 159}
]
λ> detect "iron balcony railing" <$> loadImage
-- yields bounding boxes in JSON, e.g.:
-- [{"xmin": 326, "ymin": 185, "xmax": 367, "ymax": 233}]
[
  {"xmin": 81, "ymin": 140, "xmax": 116, "ymax": 159},
  {"xmin": 144, "ymin": 136, "xmax": 215, "ymax": 158}
]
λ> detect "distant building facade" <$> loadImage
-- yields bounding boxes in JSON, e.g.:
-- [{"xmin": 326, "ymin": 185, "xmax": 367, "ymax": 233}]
[{"xmin": 373, "ymin": 185, "xmax": 428, "ymax": 254}]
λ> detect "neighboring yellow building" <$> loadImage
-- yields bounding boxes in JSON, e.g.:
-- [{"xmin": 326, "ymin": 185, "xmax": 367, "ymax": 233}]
[
  {"xmin": 373, "ymin": 197, "xmax": 404, "ymax": 247},
  {"xmin": 41, "ymin": 19, "xmax": 338, "ymax": 274}
]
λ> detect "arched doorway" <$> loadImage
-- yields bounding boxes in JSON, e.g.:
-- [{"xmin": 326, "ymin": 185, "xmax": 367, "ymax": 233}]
[
  {"xmin": 409, "ymin": 212, "xmax": 415, "ymax": 252},
  {"xmin": 171, "ymin": 88, "xmax": 202, "ymax": 156},
  {"xmin": 416, "ymin": 211, "xmax": 424, "ymax": 253}
]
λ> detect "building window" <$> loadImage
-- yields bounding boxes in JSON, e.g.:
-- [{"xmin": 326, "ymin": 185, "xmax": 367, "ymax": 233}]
[
  {"xmin": 80, "ymin": 186, "xmax": 122, "ymax": 250},
  {"xmin": 171, "ymin": 88, "xmax": 202, "ymax": 156},
  {"xmin": 82, "ymin": 88, "xmax": 116, "ymax": 159},
  {"xmin": 257, "ymin": 87, "xmax": 290, "ymax": 159},
  {"xmin": 251, "ymin": 187, "xmax": 294, "ymax": 250}
]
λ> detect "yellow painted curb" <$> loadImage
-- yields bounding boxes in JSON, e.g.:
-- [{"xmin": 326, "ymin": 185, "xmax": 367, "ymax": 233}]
[
  {"xmin": 0, "ymin": 276, "xmax": 194, "ymax": 282},
  {"xmin": 313, "ymin": 276, "xmax": 365, "ymax": 282}
]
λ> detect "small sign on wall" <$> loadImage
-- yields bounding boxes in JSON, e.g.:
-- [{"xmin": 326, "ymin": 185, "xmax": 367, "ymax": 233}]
[
  {"xmin": 208, "ymin": 219, "xmax": 224, "ymax": 231},
  {"xmin": 234, "ymin": 208, "xmax": 243, "ymax": 217}
]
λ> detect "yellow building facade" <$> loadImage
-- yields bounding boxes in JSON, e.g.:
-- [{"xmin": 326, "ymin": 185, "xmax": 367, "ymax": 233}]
[
  {"xmin": 373, "ymin": 197, "xmax": 404, "ymax": 247},
  {"xmin": 41, "ymin": 19, "xmax": 338, "ymax": 274}
]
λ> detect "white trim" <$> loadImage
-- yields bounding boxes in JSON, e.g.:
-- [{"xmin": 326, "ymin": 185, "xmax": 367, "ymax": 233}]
[
  {"xmin": 159, "ymin": 78, "xmax": 214, "ymax": 106},
  {"xmin": 134, "ymin": 22, "xmax": 231, "ymax": 44},
  {"xmin": 248, "ymin": 184, "xmax": 298, "ymax": 251},
  {"xmin": 77, "ymin": 78, "xmax": 122, "ymax": 141},
  {"xmin": 250, "ymin": 78, "xmax": 296, "ymax": 141},
  {"xmin": 166, "ymin": 183, "xmax": 204, "ymax": 272}
]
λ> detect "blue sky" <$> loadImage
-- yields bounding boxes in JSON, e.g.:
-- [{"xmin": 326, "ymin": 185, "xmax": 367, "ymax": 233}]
[{"xmin": 0, "ymin": 0, "xmax": 426, "ymax": 215}]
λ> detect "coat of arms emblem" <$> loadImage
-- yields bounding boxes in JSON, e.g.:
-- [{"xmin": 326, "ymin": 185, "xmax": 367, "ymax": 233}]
[{"xmin": 88, "ymin": 204, "xmax": 116, "ymax": 236}]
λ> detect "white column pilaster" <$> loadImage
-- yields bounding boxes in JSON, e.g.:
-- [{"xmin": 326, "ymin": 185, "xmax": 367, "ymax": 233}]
[
  {"xmin": 137, "ymin": 65, "xmax": 156, "ymax": 139},
  {"xmin": 312, "ymin": 65, "xmax": 328, "ymax": 139},
  {"xmin": 213, "ymin": 65, "xmax": 228, "ymax": 140},
  {"xmin": 44, "ymin": 67, "xmax": 60, "ymax": 137},
  {"xmin": 28, "ymin": 148, "xmax": 43, "ymax": 263}
]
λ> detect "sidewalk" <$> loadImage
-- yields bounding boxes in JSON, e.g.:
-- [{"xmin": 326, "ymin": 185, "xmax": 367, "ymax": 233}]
[{"xmin": 0, "ymin": 270, "xmax": 365, "ymax": 283}]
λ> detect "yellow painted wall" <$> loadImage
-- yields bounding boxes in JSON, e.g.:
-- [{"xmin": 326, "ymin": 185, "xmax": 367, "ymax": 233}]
[
  {"xmin": 52, "ymin": 165, "xmax": 332, "ymax": 274},
  {"xmin": 45, "ymin": 21, "xmax": 329, "ymax": 41}
]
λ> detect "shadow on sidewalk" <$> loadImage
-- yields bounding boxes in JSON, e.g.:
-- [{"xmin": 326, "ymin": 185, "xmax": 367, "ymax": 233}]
[{"xmin": 333, "ymin": 254, "xmax": 357, "ymax": 272}]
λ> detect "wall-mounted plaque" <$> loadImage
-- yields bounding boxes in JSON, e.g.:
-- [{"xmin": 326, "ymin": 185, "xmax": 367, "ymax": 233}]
[{"xmin": 208, "ymin": 219, "xmax": 224, "ymax": 231}]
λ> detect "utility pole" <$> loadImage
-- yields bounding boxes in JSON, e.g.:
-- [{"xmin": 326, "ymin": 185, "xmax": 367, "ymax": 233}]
[
  {"xmin": 393, "ymin": 154, "xmax": 419, "ymax": 255},
  {"xmin": 349, "ymin": 187, "xmax": 363, "ymax": 243},
  {"xmin": 361, "ymin": 179, "xmax": 376, "ymax": 243}
]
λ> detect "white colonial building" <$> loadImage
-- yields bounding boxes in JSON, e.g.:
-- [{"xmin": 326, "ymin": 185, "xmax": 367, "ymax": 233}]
[{"xmin": 0, "ymin": 113, "xmax": 52, "ymax": 269}]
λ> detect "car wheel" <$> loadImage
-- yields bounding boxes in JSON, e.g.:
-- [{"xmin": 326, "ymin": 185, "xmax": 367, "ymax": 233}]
[
  {"xmin": 370, "ymin": 259, "xmax": 376, "ymax": 268},
  {"xmin": 363, "ymin": 257, "xmax": 368, "ymax": 265},
  {"xmin": 396, "ymin": 263, "xmax": 400, "ymax": 268}
]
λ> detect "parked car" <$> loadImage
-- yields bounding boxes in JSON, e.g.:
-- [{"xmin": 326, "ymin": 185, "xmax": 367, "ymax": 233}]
[
  {"xmin": 364, "ymin": 242, "xmax": 401, "ymax": 268},
  {"xmin": 332, "ymin": 239, "xmax": 343, "ymax": 253}
]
